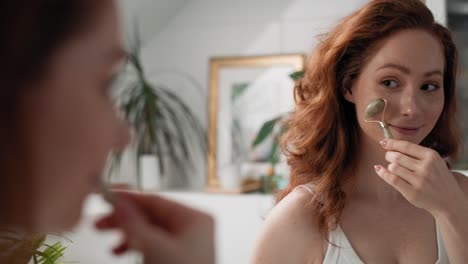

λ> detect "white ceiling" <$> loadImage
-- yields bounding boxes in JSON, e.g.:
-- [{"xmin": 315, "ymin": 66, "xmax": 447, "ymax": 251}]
[{"xmin": 118, "ymin": 0, "xmax": 187, "ymax": 46}]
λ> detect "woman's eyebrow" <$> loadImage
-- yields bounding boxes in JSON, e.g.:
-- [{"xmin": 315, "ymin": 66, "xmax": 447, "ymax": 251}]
[{"xmin": 377, "ymin": 63, "xmax": 443, "ymax": 77}]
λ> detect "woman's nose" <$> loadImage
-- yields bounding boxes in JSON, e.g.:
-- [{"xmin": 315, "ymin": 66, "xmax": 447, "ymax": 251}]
[{"xmin": 399, "ymin": 91, "xmax": 422, "ymax": 118}]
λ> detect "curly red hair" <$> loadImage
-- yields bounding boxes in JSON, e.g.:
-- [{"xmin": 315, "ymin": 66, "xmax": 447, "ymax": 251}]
[{"xmin": 277, "ymin": 0, "xmax": 460, "ymax": 239}]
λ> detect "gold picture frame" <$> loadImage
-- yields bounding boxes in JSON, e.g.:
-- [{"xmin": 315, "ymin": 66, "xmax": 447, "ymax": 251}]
[{"xmin": 206, "ymin": 54, "xmax": 305, "ymax": 193}]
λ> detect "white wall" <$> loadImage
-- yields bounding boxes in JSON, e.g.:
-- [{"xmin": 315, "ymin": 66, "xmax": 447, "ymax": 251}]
[
  {"xmin": 426, "ymin": 0, "xmax": 447, "ymax": 25},
  {"xmin": 118, "ymin": 0, "xmax": 187, "ymax": 44},
  {"xmin": 131, "ymin": 0, "xmax": 369, "ymax": 190}
]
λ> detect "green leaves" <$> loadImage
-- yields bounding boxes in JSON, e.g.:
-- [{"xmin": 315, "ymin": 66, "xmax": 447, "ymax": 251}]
[
  {"xmin": 0, "ymin": 231, "xmax": 70, "ymax": 264},
  {"xmin": 269, "ymin": 140, "xmax": 280, "ymax": 166},
  {"xmin": 34, "ymin": 242, "xmax": 67, "ymax": 264},
  {"xmin": 251, "ymin": 70, "xmax": 301, "ymax": 167},
  {"xmin": 251, "ymin": 116, "xmax": 286, "ymax": 167},
  {"xmin": 289, "ymin": 70, "xmax": 304, "ymax": 81},
  {"xmin": 252, "ymin": 116, "xmax": 282, "ymax": 147}
]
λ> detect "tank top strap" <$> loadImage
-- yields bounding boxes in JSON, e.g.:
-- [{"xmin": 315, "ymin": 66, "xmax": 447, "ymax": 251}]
[
  {"xmin": 293, "ymin": 182, "xmax": 316, "ymax": 195},
  {"xmin": 435, "ymin": 223, "xmax": 449, "ymax": 264}
]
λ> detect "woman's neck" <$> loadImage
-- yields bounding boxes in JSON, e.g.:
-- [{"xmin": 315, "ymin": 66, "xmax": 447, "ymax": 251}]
[{"xmin": 344, "ymin": 136, "xmax": 406, "ymax": 205}]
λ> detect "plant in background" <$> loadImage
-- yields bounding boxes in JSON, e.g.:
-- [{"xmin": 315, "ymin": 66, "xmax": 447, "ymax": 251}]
[
  {"xmin": 0, "ymin": 230, "xmax": 70, "ymax": 264},
  {"xmin": 33, "ymin": 237, "xmax": 68, "ymax": 264},
  {"xmin": 111, "ymin": 27, "xmax": 206, "ymax": 188},
  {"xmin": 251, "ymin": 70, "xmax": 304, "ymax": 169},
  {"xmin": 251, "ymin": 115, "xmax": 288, "ymax": 169},
  {"xmin": 251, "ymin": 71, "xmax": 303, "ymax": 193}
]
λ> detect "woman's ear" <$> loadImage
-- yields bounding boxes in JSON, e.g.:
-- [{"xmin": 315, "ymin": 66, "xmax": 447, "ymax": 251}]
[{"xmin": 342, "ymin": 77, "xmax": 355, "ymax": 103}]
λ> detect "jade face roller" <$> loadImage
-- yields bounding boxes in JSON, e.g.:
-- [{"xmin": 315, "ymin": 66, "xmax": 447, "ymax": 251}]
[{"xmin": 364, "ymin": 98, "xmax": 393, "ymax": 139}]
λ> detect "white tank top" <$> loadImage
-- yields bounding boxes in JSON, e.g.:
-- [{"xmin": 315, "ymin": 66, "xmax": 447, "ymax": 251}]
[{"xmin": 296, "ymin": 184, "xmax": 450, "ymax": 264}]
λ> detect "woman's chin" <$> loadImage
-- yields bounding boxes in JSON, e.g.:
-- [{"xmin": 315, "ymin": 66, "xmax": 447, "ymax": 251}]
[{"xmin": 33, "ymin": 195, "xmax": 86, "ymax": 233}]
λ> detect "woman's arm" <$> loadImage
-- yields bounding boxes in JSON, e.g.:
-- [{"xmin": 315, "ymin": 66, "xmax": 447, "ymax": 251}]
[{"xmin": 433, "ymin": 173, "xmax": 468, "ymax": 263}]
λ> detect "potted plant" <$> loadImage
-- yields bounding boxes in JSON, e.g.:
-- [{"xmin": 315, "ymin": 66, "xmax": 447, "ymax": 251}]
[{"xmin": 111, "ymin": 29, "xmax": 206, "ymax": 189}]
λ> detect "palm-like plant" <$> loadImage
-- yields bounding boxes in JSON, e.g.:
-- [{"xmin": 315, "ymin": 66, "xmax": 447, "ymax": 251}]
[
  {"xmin": 33, "ymin": 239, "xmax": 68, "ymax": 264},
  {"xmin": 112, "ymin": 28, "xmax": 206, "ymax": 187},
  {"xmin": 0, "ymin": 230, "xmax": 69, "ymax": 264}
]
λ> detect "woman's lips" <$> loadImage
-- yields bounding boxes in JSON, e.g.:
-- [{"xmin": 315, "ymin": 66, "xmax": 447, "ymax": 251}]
[{"xmin": 389, "ymin": 124, "xmax": 421, "ymax": 136}]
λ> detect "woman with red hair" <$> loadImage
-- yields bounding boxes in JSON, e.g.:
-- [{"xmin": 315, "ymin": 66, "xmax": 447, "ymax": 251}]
[{"xmin": 252, "ymin": 0, "xmax": 468, "ymax": 263}]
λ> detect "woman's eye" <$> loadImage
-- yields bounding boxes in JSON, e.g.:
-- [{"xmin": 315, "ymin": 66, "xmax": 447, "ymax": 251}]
[
  {"xmin": 421, "ymin": 83, "xmax": 439, "ymax": 91},
  {"xmin": 381, "ymin": 79, "xmax": 399, "ymax": 88}
]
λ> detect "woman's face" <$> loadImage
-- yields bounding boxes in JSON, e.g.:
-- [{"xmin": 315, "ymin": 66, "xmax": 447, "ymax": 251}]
[
  {"xmin": 345, "ymin": 29, "xmax": 445, "ymax": 147},
  {"xmin": 22, "ymin": 0, "xmax": 130, "ymax": 231}
]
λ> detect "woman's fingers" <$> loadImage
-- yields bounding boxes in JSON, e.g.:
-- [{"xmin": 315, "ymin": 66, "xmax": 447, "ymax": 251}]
[
  {"xmin": 114, "ymin": 191, "xmax": 209, "ymax": 232},
  {"xmin": 385, "ymin": 151, "xmax": 420, "ymax": 172},
  {"xmin": 380, "ymin": 139, "xmax": 426, "ymax": 160},
  {"xmin": 95, "ymin": 213, "xmax": 118, "ymax": 230},
  {"xmin": 94, "ymin": 192, "xmax": 215, "ymax": 264},
  {"xmin": 387, "ymin": 162, "xmax": 415, "ymax": 186},
  {"xmin": 375, "ymin": 165, "xmax": 412, "ymax": 196},
  {"xmin": 112, "ymin": 241, "xmax": 129, "ymax": 255}
]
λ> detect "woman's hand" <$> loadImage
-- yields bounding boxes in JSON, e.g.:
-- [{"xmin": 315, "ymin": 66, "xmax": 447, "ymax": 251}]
[
  {"xmin": 95, "ymin": 191, "xmax": 215, "ymax": 264},
  {"xmin": 374, "ymin": 138, "xmax": 465, "ymax": 216}
]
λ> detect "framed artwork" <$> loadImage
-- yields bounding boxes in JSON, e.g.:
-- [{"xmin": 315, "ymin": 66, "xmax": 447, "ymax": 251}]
[{"xmin": 206, "ymin": 54, "xmax": 305, "ymax": 192}]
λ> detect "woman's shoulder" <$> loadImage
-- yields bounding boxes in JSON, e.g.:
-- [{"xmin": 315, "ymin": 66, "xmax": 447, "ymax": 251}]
[
  {"xmin": 452, "ymin": 171, "xmax": 468, "ymax": 197},
  {"xmin": 270, "ymin": 183, "xmax": 319, "ymax": 224},
  {"xmin": 250, "ymin": 184, "xmax": 324, "ymax": 264}
]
